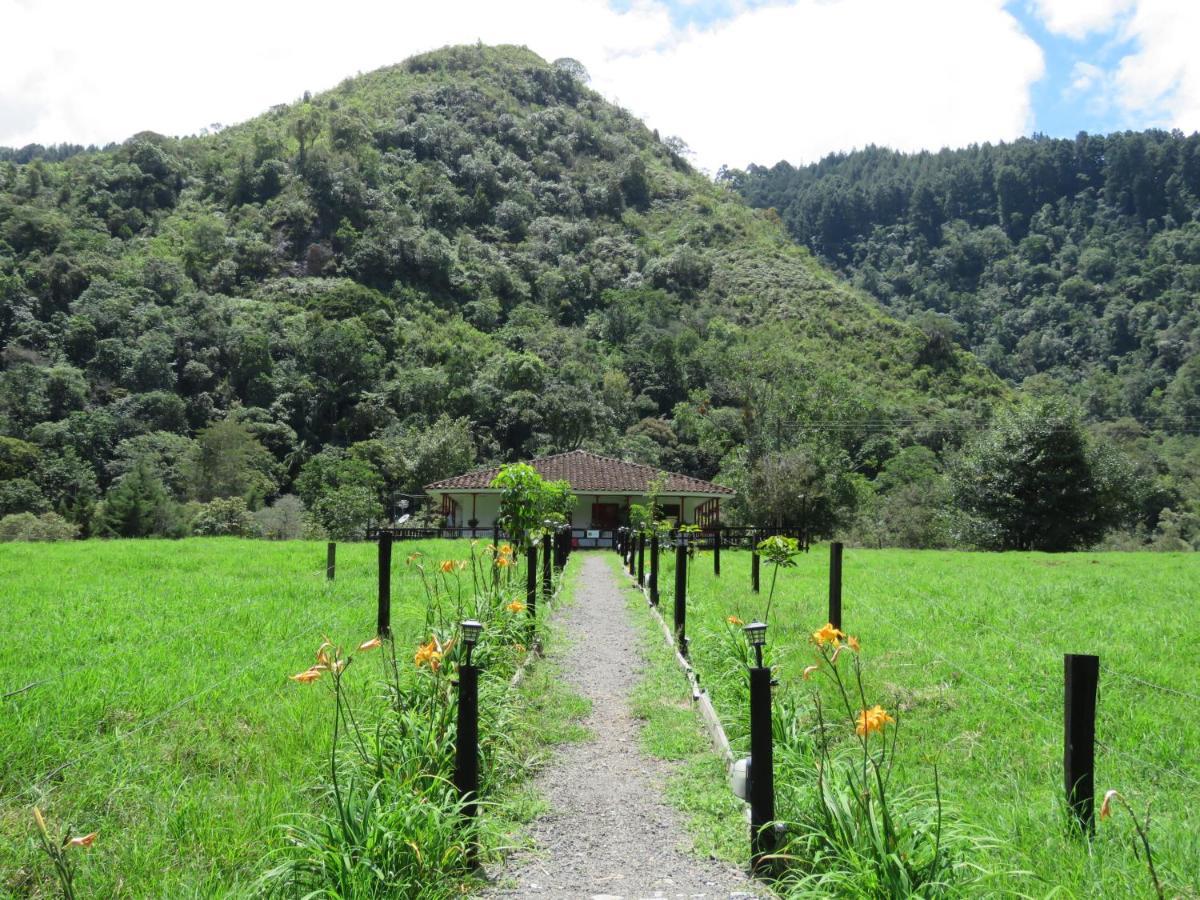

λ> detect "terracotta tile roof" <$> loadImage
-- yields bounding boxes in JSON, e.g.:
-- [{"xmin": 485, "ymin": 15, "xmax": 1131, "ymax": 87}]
[{"xmin": 424, "ymin": 450, "xmax": 735, "ymax": 496}]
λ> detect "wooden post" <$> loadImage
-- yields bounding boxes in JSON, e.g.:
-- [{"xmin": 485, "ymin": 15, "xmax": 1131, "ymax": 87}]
[
  {"xmin": 1064, "ymin": 653, "xmax": 1100, "ymax": 834},
  {"xmin": 828, "ymin": 541, "xmax": 843, "ymax": 631},
  {"xmin": 649, "ymin": 532, "xmax": 659, "ymax": 606},
  {"xmin": 713, "ymin": 524, "xmax": 721, "ymax": 577},
  {"xmin": 377, "ymin": 532, "xmax": 392, "ymax": 637},
  {"xmin": 542, "ymin": 535, "xmax": 552, "ymax": 601},
  {"xmin": 326, "ymin": 541, "xmax": 336, "ymax": 581},
  {"xmin": 674, "ymin": 534, "xmax": 687, "ymax": 654},
  {"xmin": 526, "ymin": 544, "xmax": 537, "ymax": 619},
  {"xmin": 751, "ymin": 533, "xmax": 760, "ymax": 594},
  {"xmin": 637, "ymin": 532, "xmax": 645, "ymax": 587}
]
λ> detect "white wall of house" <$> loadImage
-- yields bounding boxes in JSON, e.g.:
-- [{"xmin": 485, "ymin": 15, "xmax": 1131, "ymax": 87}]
[{"xmin": 434, "ymin": 492, "xmax": 719, "ymax": 529}]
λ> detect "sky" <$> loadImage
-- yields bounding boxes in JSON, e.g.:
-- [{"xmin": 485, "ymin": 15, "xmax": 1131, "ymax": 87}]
[{"xmin": 1, "ymin": 0, "xmax": 1198, "ymax": 174}]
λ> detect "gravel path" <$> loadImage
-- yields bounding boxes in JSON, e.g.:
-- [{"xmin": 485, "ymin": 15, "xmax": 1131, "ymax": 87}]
[{"xmin": 479, "ymin": 553, "xmax": 762, "ymax": 900}]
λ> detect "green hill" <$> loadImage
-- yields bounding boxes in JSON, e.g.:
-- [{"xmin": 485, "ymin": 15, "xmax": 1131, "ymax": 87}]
[
  {"xmin": 0, "ymin": 44, "xmax": 1002, "ymax": 537},
  {"xmin": 731, "ymin": 133, "xmax": 1200, "ymax": 542}
]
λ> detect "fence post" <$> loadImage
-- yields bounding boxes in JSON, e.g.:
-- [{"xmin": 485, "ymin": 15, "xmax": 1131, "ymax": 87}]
[
  {"xmin": 526, "ymin": 544, "xmax": 537, "ymax": 620},
  {"xmin": 1064, "ymin": 653, "xmax": 1100, "ymax": 834},
  {"xmin": 828, "ymin": 541, "xmax": 843, "ymax": 631},
  {"xmin": 751, "ymin": 533, "xmax": 760, "ymax": 594},
  {"xmin": 454, "ymin": 658, "xmax": 480, "ymax": 864},
  {"xmin": 713, "ymin": 524, "xmax": 721, "ymax": 577},
  {"xmin": 649, "ymin": 532, "xmax": 659, "ymax": 606},
  {"xmin": 674, "ymin": 534, "xmax": 688, "ymax": 655},
  {"xmin": 637, "ymin": 532, "xmax": 645, "ymax": 587},
  {"xmin": 542, "ymin": 534, "xmax": 552, "ymax": 601},
  {"xmin": 377, "ymin": 531, "xmax": 392, "ymax": 637},
  {"xmin": 749, "ymin": 664, "xmax": 776, "ymax": 869},
  {"xmin": 326, "ymin": 541, "xmax": 336, "ymax": 581}
]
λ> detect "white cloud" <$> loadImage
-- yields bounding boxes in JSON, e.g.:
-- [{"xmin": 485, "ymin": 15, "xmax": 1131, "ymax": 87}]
[
  {"xmin": 1067, "ymin": 61, "xmax": 1105, "ymax": 95},
  {"xmin": 1031, "ymin": 0, "xmax": 1134, "ymax": 39},
  {"xmin": 1112, "ymin": 1, "xmax": 1200, "ymax": 130},
  {"xmin": 1, "ymin": 0, "xmax": 1044, "ymax": 172}
]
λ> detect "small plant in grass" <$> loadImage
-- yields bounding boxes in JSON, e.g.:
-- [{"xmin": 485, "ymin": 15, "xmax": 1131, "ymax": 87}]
[
  {"xmin": 756, "ymin": 534, "xmax": 801, "ymax": 622},
  {"xmin": 1101, "ymin": 789, "xmax": 1165, "ymax": 899},
  {"xmin": 31, "ymin": 807, "xmax": 96, "ymax": 900},
  {"xmin": 260, "ymin": 539, "xmax": 553, "ymax": 896},
  {"xmin": 769, "ymin": 624, "xmax": 999, "ymax": 897}
]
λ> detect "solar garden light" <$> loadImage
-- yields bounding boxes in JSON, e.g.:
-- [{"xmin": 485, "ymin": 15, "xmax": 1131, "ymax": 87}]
[
  {"xmin": 744, "ymin": 621, "xmax": 768, "ymax": 669},
  {"xmin": 460, "ymin": 619, "xmax": 483, "ymax": 665},
  {"xmin": 455, "ymin": 619, "xmax": 483, "ymax": 863},
  {"xmin": 742, "ymin": 620, "xmax": 776, "ymax": 870}
]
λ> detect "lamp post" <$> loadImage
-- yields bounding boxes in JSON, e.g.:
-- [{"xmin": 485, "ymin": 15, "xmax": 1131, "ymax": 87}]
[
  {"xmin": 744, "ymin": 621, "xmax": 775, "ymax": 870},
  {"xmin": 455, "ymin": 619, "xmax": 483, "ymax": 864}
]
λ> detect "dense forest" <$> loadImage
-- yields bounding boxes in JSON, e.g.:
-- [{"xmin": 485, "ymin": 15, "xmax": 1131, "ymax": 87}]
[
  {"xmin": 0, "ymin": 44, "xmax": 1009, "ymax": 543},
  {"xmin": 730, "ymin": 132, "xmax": 1200, "ymax": 547}
]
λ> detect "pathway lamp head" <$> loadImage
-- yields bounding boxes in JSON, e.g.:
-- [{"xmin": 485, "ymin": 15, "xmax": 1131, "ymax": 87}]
[
  {"xmin": 461, "ymin": 619, "xmax": 483, "ymax": 665},
  {"xmin": 744, "ymin": 621, "xmax": 767, "ymax": 668}
]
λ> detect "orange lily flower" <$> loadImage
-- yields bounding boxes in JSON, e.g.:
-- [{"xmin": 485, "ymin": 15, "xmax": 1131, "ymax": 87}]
[
  {"xmin": 66, "ymin": 832, "xmax": 98, "ymax": 849},
  {"xmin": 855, "ymin": 704, "xmax": 896, "ymax": 736},
  {"xmin": 727, "ymin": 615, "xmax": 744, "ymax": 626},
  {"xmin": 358, "ymin": 637, "xmax": 382, "ymax": 652},
  {"xmin": 507, "ymin": 599, "xmax": 526, "ymax": 614},
  {"xmin": 289, "ymin": 667, "xmax": 323, "ymax": 683},
  {"xmin": 812, "ymin": 623, "xmax": 845, "ymax": 647}
]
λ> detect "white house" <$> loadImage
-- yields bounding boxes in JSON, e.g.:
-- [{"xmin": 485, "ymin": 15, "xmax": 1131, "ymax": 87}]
[{"xmin": 424, "ymin": 450, "xmax": 734, "ymax": 540}]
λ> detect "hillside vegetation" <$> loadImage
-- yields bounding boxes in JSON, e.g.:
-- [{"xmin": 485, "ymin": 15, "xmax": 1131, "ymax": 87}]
[
  {"xmin": 731, "ymin": 133, "xmax": 1200, "ymax": 544},
  {"xmin": 0, "ymin": 44, "xmax": 1001, "ymax": 540}
]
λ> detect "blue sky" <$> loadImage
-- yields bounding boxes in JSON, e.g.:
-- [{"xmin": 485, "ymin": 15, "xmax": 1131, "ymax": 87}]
[
  {"xmin": 3, "ymin": 0, "xmax": 1198, "ymax": 172},
  {"xmin": 1010, "ymin": 3, "xmax": 1145, "ymax": 137}
]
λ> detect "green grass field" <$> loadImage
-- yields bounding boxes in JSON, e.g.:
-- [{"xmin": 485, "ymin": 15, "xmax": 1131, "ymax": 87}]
[
  {"xmin": 659, "ymin": 545, "xmax": 1199, "ymax": 897},
  {"xmin": 0, "ymin": 538, "xmax": 483, "ymax": 898}
]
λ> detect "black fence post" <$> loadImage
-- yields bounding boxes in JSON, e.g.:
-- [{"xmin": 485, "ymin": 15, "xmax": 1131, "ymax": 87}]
[
  {"xmin": 649, "ymin": 532, "xmax": 659, "ymax": 606},
  {"xmin": 542, "ymin": 535, "xmax": 552, "ymax": 601},
  {"xmin": 377, "ymin": 532, "xmax": 392, "ymax": 637},
  {"xmin": 713, "ymin": 524, "xmax": 721, "ymax": 577},
  {"xmin": 829, "ymin": 541, "xmax": 843, "ymax": 631},
  {"xmin": 751, "ymin": 535, "xmax": 760, "ymax": 594},
  {"xmin": 674, "ymin": 534, "xmax": 688, "ymax": 654},
  {"xmin": 749, "ymin": 664, "xmax": 776, "ymax": 870},
  {"xmin": 637, "ymin": 532, "xmax": 645, "ymax": 587},
  {"xmin": 492, "ymin": 523, "xmax": 500, "ymax": 546},
  {"xmin": 454, "ymin": 660, "xmax": 480, "ymax": 863},
  {"xmin": 1064, "ymin": 653, "xmax": 1100, "ymax": 834},
  {"xmin": 326, "ymin": 541, "xmax": 336, "ymax": 581},
  {"xmin": 526, "ymin": 544, "xmax": 537, "ymax": 620}
]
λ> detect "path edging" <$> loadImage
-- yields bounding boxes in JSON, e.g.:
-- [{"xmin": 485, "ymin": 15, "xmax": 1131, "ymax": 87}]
[{"xmin": 619, "ymin": 559, "xmax": 737, "ymax": 772}]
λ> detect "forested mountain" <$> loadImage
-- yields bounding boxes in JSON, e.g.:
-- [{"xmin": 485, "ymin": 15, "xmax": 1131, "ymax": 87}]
[
  {"xmin": 0, "ymin": 44, "xmax": 1003, "ymax": 541},
  {"xmin": 730, "ymin": 132, "xmax": 1200, "ymax": 545}
]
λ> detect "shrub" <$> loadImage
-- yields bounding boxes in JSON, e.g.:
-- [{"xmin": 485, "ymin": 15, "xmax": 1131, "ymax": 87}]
[
  {"xmin": 254, "ymin": 495, "xmax": 307, "ymax": 540},
  {"xmin": 0, "ymin": 511, "xmax": 79, "ymax": 542},
  {"xmin": 192, "ymin": 497, "xmax": 260, "ymax": 537}
]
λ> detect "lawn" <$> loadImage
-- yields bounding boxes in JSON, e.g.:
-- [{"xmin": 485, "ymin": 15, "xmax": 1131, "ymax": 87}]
[
  {"xmin": 654, "ymin": 545, "xmax": 1199, "ymax": 898},
  {"xmin": 0, "ymin": 538, "xmax": 476, "ymax": 898}
]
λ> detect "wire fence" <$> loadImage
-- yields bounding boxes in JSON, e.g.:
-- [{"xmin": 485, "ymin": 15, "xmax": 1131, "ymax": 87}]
[{"xmin": 1, "ymin": 565, "xmax": 374, "ymax": 808}]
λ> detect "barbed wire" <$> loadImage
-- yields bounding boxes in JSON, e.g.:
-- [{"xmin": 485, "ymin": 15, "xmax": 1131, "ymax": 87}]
[
  {"xmin": 880, "ymin": 596, "xmax": 1200, "ymax": 791},
  {"xmin": 2, "ymin": 573, "xmax": 374, "ymax": 808},
  {"xmin": 1, "ymin": 563, "xmax": 343, "ymax": 701}
]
